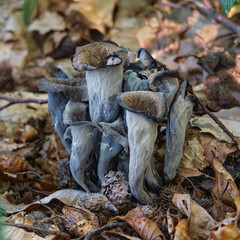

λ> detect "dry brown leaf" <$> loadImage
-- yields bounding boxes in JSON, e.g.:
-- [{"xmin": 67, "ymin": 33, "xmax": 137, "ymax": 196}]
[
  {"xmin": 0, "ymin": 189, "xmax": 87, "ymax": 214},
  {"xmin": 110, "ymin": 17, "xmax": 143, "ymax": 52},
  {"xmin": 178, "ymin": 128, "xmax": 237, "ymax": 178},
  {"xmin": 172, "ymin": 194, "xmax": 219, "ymax": 239},
  {"xmin": 136, "ymin": 25, "xmax": 157, "ymax": 49},
  {"xmin": 211, "ymin": 223, "xmax": 240, "ymax": 240},
  {"xmin": 0, "ymin": 153, "xmax": 34, "ymax": 173},
  {"xmin": 102, "ymin": 230, "xmax": 141, "ymax": 240},
  {"xmin": 195, "ymin": 23, "xmax": 232, "ymax": 43},
  {"xmin": 190, "ymin": 107, "xmax": 240, "ymax": 144},
  {"xmin": 63, "ymin": 205, "xmax": 99, "ymax": 237},
  {"xmin": 3, "ymin": 212, "xmax": 56, "ymax": 240},
  {"xmin": 0, "ymin": 92, "xmax": 48, "ymax": 139},
  {"xmin": 124, "ymin": 206, "xmax": 165, "ymax": 240},
  {"xmin": 213, "ymin": 159, "xmax": 239, "ymax": 207},
  {"xmin": 20, "ymin": 124, "xmax": 39, "ymax": 143},
  {"xmin": 166, "ymin": 209, "xmax": 179, "ymax": 239},
  {"xmin": 28, "ymin": 11, "xmax": 66, "ymax": 35},
  {"xmin": 43, "ymin": 31, "xmax": 68, "ymax": 55},
  {"xmin": 69, "ymin": 0, "xmax": 117, "ymax": 34},
  {"xmin": 174, "ymin": 219, "xmax": 191, "ymax": 240}
]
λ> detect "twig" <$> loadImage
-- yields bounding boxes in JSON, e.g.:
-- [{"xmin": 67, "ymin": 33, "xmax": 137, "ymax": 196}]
[
  {"xmin": 157, "ymin": 1, "xmax": 240, "ymax": 34},
  {"xmin": 176, "ymin": 171, "xmax": 196, "ymax": 191},
  {"xmin": 78, "ymin": 222, "xmax": 129, "ymax": 240},
  {"xmin": 217, "ymin": 180, "xmax": 230, "ymax": 200},
  {"xmin": 2, "ymin": 222, "xmax": 70, "ymax": 239},
  {"xmin": 0, "ymin": 95, "xmax": 48, "ymax": 111},
  {"xmin": 188, "ymin": 84, "xmax": 238, "ymax": 146}
]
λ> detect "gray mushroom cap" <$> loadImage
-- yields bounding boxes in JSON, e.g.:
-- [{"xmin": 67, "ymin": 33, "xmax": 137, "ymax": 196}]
[
  {"xmin": 71, "ymin": 41, "xmax": 124, "ymax": 71},
  {"xmin": 63, "ymin": 100, "xmax": 89, "ymax": 125},
  {"xmin": 137, "ymin": 48, "xmax": 157, "ymax": 70},
  {"xmin": 118, "ymin": 91, "xmax": 167, "ymax": 123},
  {"xmin": 56, "ymin": 62, "xmax": 85, "ymax": 79},
  {"xmin": 148, "ymin": 70, "xmax": 180, "ymax": 109},
  {"xmin": 38, "ymin": 77, "xmax": 88, "ymax": 102}
]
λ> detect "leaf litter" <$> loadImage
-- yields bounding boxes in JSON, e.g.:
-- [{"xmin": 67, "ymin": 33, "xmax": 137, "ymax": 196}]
[{"xmin": 0, "ymin": 0, "xmax": 240, "ymax": 239}]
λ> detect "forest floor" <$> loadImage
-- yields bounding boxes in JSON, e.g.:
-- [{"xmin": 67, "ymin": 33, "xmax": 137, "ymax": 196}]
[{"xmin": 0, "ymin": 0, "xmax": 240, "ymax": 239}]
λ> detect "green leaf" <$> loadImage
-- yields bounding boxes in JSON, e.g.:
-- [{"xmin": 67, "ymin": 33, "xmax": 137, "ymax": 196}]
[
  {"xmin": 23, "ymin": 0, "xmax": 39, "ymax": 24},
  {"xmin": 220, "ymin": 0, "xmax": 240, "ymax": 14}
]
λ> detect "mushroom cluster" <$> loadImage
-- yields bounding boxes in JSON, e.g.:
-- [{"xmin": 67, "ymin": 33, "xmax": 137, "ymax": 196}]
[{"xmin": 38, "ymin": 41, "xmax": 196, "ymax": 204}]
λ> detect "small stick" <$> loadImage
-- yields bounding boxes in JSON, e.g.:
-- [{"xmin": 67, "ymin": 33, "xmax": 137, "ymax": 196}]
[
  {"xmin": 188, "ymin": 85, "xmax": 238, "ymax": 146},
  {"xmin": 2, "ymin": 222, "xmax": 70, "ymax": 239},
  {"xmin": 217, "ymin": 180, "xmax": 230, "ymax": 200},
  {"xmin": 0, "ymin": 95, "xmax": 48, "ymax": 111},
  {"xmin": 78, "ymin": 222, "xmax": 129, "ymax": 240},
  {"xmin": 157, "ymin": 1, "xmax": 240, "ymax": 34}
]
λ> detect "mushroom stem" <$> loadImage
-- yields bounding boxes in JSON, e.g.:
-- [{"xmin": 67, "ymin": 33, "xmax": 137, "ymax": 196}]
[
  {"xmin": 48, "ymin": 92, "xmax": 71, "ymax": 154},
  {"xmin": 164, "ymin": 80, "xmax": 195, "ymax": 181},
  {"xmin": 126, "ymin": 111, "xmax": 158, "ymax": 204},
  {"xmin": 86, "ymin": 62, "xmax": 124, "ymax": 123},
  {"xmin": 97, "ymin": 117, "xmax": 128, "ymax": 182},
  {"xmin": 145, "ymin": 156, "xmax": 162, "ymax": 192},
  {"xmin": 70, "ymin": 122, "xmax": 99, "ymax": 192},
  {"xmin": 98, "ymin": 133, "xmax": 122, "ymax": 183}
]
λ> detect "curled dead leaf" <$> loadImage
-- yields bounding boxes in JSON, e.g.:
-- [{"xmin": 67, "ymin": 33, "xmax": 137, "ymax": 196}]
[
  {"xmin": 63, "ymin": 205, "xmax": 99, "ymax": 237},
  {"xmin": 124, "ymin": 206, "xmax": 165, "ymax": 240},
  {"xmin": 213, "ymin": 158, "xmax": 239, "ymax": 207},
  {"xmin": 211, "ymin": 223, "xmax": 240, "ymax": 240},
  {"xmin": 0, "ymin": 153, "xmax": 34, "ymax": 173},
  {"xmin": 172, "ymin": 194, "xmax": 219, "ymax": 239},
  {"xmin": 174, "ymin": 219, "xmax": 191, "ymax": 240}
]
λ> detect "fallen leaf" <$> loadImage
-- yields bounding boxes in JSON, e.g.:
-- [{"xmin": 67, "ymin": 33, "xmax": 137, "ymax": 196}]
[
  {"xmin": 69, "ymin": 0, "xmax": 117, "ymax": 34},
  {"xmin": 178, "ymin": 128, "xmax": 238, "ymax": 178},
  {"xmin": 0, "ymin": 189, "xmax": 87, "ymax": 214},
  {"xmin": 0, "ymin": 92, "xmax": 48, "ymax": 139},
  {"xmin": 211, "ymin": 223, "xmax": 240, "ymax": 240},
  {"xmin": 190, "ymin": 107, "xmax": 240, "ymax": 144},
  {"xmin": 102, "ymin": 230, "xmax": 141, "ymax": 240},
  {"xmin": 124, "ymin": 206, "xmax": 165, "ymax": 240},
  {"xmin": 63, "ymin": 205, "xmax": 99, "ymax": 237},
  {"xmin": 3, "ymin": 212, "xmax": 57, "ymax": 240},
  {"xmin": 172, "ymin": 194, "xmax": 219, "ymax": 239},
  {"xmin": 213, "ymin": 158, "xmax": 239, "ymax": 207},
  {"xmin": 20, "ymin": 124, "xmax": 39, "ymax": 143},
  {"xmin": 0, "ymin": 153, "xmax": 34, "ymax": 173},
  {"xmin": 166, "ymin": 209, "xmax": 179, "ymax": 239},
  {"xmin": 174, "ymin": 219, "xmax": 191, "ymax": 240},
  {"xmin": 28, "ymin": 11, "xmax": 66, "ymax": 35},
  {"xmin": 195, "ymin": 23, "xmax": 232, "ymax": 43}
]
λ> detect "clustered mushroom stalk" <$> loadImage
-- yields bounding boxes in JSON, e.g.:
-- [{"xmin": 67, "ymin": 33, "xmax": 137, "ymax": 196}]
[
  {"xmin": 118, "ymin": 91, "xmax": 166, "ymax": 204},
  {"xmin": 38, "ymin": 40, "xmax": 196, "ymax": 204},
  {"xmin": 164, "ymin": 80, "xmax": 196, "ymax": 181},
  {"xmin": 72, "ymin": 42, "xmax": 128, "ymax": 123}
]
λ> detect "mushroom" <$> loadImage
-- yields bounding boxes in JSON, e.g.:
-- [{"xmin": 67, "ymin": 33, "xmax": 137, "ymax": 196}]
[
  {"xmin": 123, "ymin": 70, "xmax": 149, "ymax": 92},
  {"xmin": 71, "ymin": 41, "xmax": 127, "ymax": 123},
  {"xmin": 148, "ymin": 70, "xmax": 179, "ymax": 109},
  {"xmin": 38, "ymin": 76, "xmax": 88, "ymax": 154},
  {"xmin": 56, "ymin": 62, "xmax": 85, "ymax": 79},
  {"xmin": 118, "ymin": 91, "xmax": 166, "ymax": 204},
  {"xmin": 137, "ymin": 48, "xmax": 157, "ymax": 70},
  {"xmin": 97, "ymin": 117, "xmax": 128, "ymax": 182},
  {"xmin": 63, "ymin": 100, "xmax": 100, "ymax": 192},
  {"xmin": 164, "ymin": 79, "xmax": 196, "ymax": 181},
  {"xmin": 70, "ymin": 121, "xmax": 100, "ymax": 192}
]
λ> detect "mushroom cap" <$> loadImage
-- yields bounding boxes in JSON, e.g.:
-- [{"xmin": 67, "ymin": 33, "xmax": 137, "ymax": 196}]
[
  {"xmin": 148, "ymin": 70, "xmax": 179, "ymax": 85},
  {"xmin": 38, "ymin": 77, "xmax": 88, "ymax": 102},
  {"xmin": 71, "ymin": 41, "xmax": 125, "ymax": 71},
  {"xmin": 118, "ymin": 91, "xmax": 167, "ymax": 122}
]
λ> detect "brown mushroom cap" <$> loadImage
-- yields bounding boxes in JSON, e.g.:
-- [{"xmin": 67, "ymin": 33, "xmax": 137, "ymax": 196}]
[
  {"xmin": 118, "ymin": 91, "xmax": 167, "ymax": 122},
  {"xmin": 71, "ymin": 41, "xmax": 124, "ymax": 71}
]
